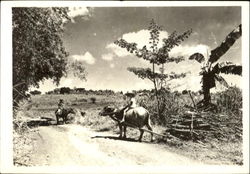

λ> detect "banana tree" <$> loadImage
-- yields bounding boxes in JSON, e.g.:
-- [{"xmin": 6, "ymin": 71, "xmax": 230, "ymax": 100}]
[{"xmin": 189, "ymin": 24, "xmax": 242, "ymax": 106}]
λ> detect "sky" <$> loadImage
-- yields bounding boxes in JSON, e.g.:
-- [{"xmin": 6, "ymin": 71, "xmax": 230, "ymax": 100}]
[{"xmin": 32, "ymin": 6, "xmax": 242, "ymax": 93}]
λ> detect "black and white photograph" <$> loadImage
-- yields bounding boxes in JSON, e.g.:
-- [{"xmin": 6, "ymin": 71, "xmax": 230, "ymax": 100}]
[{"xmin": 0, "ymin": 1, "xmax": 249, "ymax": 173}]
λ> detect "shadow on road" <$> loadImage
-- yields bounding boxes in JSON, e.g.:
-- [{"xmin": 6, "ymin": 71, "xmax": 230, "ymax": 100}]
[
  {"xmin": 27, "ymin": 120, "xmax": 54, "ymax": 128},
  {"xmin": 26, "ymin": 116, "xmax": 71, "ymax": 128},
  {"xmin": 91, "ymin": 135, "xmax": 138, "ymax": 142}
]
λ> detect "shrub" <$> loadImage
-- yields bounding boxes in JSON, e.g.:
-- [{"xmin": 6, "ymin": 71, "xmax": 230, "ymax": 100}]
[
  {"xmin": 79, "ymin": 98, "xmax": 88, "ymax": 102},
  {"xmin": 90, "ymin": 97, "xmax": 96, "ymax": 104}
]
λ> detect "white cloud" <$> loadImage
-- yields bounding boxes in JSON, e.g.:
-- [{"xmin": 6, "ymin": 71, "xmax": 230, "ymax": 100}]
[
  {"xmin": 101, "ymin": 53, "xmax": 114, "ymax": 61},
  {"xmin": 169, "ymin": 74, "xmax": 202, "ymax": 92},
  {"xmin": 106, "ymin": 29, "xmax": 168, "ymax": 58},
  {"xmin": 71, "ymin": 52, "xmax": 96, "ymax": 65},
  {"xmin": 161, "ymin": 59, "xmax": 202, "ymax": 92},
  {"xmin": 68, "ymin": 7, "xmax": 92, "ymax": 23},
  {"xmin": 123, "ymin": 29, "xmax": 168, "ymax": 48},
  {"xmin": 110, "ymin": 63, "xmax": 115, "ymax": 68},
  {"xmin": 107, "ymin": 29, "xmax": 210, "ymax": 64},
  {"xmin": 169, "ymin": 44, "xmax": 210, "ymax": 58},
  {"xmin": 106, "ymin": 43, "xmax": 130, "ymax": 57},
  {"xmin": 134, "ymin": 80, "xmax": 152, "ymax": 90},
  {"xmin": 68, "ymin": 7, "xmax": 90, "ymax": 18}
]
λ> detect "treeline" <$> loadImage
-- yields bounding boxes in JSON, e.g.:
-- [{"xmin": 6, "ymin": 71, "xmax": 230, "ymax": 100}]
[
  {"xmin": 45, "ymin": 87, "xmax": 116, "ymax": 95},
  {"xmin": 133, "ymin": 88, "xmax": 201, "ymax": 97}
]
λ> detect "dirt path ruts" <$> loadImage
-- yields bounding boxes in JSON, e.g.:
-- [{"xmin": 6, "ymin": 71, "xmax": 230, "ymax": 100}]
[{"xmin": 30, "ymin": 124, "xmax": 201, "ymax": 166}]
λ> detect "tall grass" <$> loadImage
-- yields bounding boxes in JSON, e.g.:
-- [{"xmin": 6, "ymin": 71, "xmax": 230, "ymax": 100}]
[
  {"xmin": 213, "ymin": 86, "xmax": 242, "ymax": 114},
  {"xmin": 13, "ymin": 99, "xmax": 35, "ymax": 166},
  {"xmin": 137, "ymin": 90, "xmax": 196, "ymax": 125},
  {"xmin": 138, "ymin": 87, "xmax": 242, "ymax": 126}
]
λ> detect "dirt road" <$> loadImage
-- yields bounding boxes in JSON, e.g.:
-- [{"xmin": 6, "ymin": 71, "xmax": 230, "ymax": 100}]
[{"xmin": 30, "ymin": 124, "xmax": 201, "ymax": 166}]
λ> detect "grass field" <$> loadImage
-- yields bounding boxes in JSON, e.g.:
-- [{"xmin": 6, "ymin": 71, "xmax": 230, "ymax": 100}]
[{"xmin": 14, "ymin": 88, "xmax": 243, "ymax": 165}]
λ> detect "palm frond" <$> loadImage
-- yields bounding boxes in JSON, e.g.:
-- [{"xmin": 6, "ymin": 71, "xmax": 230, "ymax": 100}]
[
  {"xmin": 220, "ymin": 64, "xmax": 242, "ymax": 75},
  {"xmin": 189, "ymin": 53, "xmax": 205, "ymax": 63},
  {"xmin": 214, "ymin": 74, "xmax": 229, "ymax": 88},
  {"xmin": 213, "ymin": 62, "xmax": 242, "ymax": 75},
  {"xmin": 209, "ymin": 24, "xmax": 242, "ymax": 64}
]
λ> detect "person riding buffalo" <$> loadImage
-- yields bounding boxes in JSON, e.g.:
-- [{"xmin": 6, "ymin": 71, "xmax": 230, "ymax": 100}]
[
  {"xmin": 120, "ymin": 92, "xmax": 137, "ymax": 124},
  {"xmin": 56, "ymin": 99, "xmax": 64, "ymax": 115}
]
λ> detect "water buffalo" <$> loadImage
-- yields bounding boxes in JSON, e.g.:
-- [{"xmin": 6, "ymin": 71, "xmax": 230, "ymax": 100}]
[
  {"xmin": 55, "ymin": 108, "xmax": 75, "ymax": 125},
  {"xmin": 99, "ymin": 106, "xmax": 154, "ymax": 142}
]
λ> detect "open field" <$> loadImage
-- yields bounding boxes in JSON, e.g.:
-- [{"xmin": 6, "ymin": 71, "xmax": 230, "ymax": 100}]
[{"xmin": 13, "ymin": 91, "xmax": 243, "ymax": 166}]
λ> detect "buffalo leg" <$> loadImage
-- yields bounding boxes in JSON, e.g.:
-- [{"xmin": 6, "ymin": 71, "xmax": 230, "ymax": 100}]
[
  {"xmin": 62, "ymin": 116, "xmax": 65, "ymax": 124},
  {"xmin": 63, "ymin": 115, "xmax": 67, "ymax": 124},
  {"xmin": 123, "ymin": 126, "xmax": 127, "ymax": 138},
  {"xmin": 56, "ymin": 115, "xmax": 59, "ymax": 125},
  {"xmin": 118, "ymin": 124, "xmax": 123, "ymax": 138},
  {"xmin": 138, "ymin": 129, "xmax": 144, "ymax": 142},
  {"xmin": 146, "ymin": 124, "xmax": 154, "ymax": 142}
]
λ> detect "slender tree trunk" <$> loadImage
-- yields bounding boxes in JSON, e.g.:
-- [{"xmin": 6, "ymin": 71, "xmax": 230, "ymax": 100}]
[
  {"xmin": 202, "ymin": 73, "xmax": 212, "ymax": 106},
  {"xmin": 203, "ymin": 86, "xmax": 211, "ymax": 106},
  {"xmin": 153, "ymin": 80, "xmax": 161, "ymax": 117},
  {"xmin": 152, "ymin": 62, "xmax": 162, "ymax": 121},
  {"xmin": 160, "ymin": 63, "xmax": 164, "ymax": 89},
  {"xmin": 188, "ymin": 90, "xmax": 196, "ymax": 108}
]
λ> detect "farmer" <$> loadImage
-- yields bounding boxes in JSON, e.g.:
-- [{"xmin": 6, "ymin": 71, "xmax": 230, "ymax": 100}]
[
  {"xmin": 56, "ymin": 99, "xmax": 64, "ymax": 115},
  {"xmin": 120, "ymin": 92, "xmax": 137, "ymax": 124}
]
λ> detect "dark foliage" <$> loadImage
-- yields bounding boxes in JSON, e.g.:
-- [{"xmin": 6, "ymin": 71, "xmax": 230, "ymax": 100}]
[
  {"xmin": 13, "ymin": 7, "xmax": 69, "ymax": 105},
  {"xmin": 29, "ymin": 90, "xmax": 41, "ymax": 95},
  {"xmin": 60, "ymin": 87, "xmax": 71, "ymax": 94}
]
